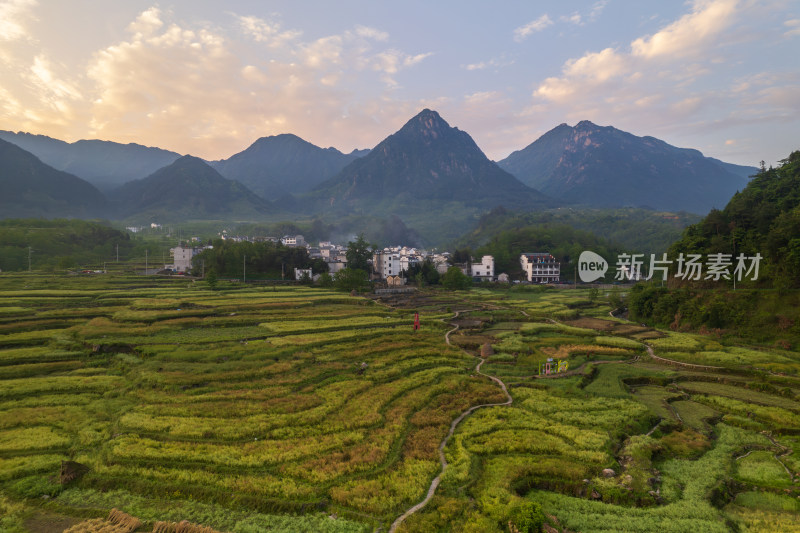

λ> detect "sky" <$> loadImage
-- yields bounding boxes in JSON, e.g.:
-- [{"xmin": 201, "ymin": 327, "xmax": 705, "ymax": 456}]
[{"xmin": 0, "ymin": 0, "xmax": 798, "ymax": 166}]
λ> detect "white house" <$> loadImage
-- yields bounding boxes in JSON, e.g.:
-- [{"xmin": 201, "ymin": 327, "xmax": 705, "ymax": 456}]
[
  {"xmin": 169, "ymin": 245, "xmax": 204, "ymax": 273},
  {"xmin": 294, "ymin": 268, "xmax": 313, "ymax": 280},
  {"xmin": 281, "ymin": 235, "xmax": 306, "ymax": 247},
  {"xmin": 373, "ymin": 250, "xmax": 402, "ymax": 278},
  {"xmin": 471, "ymin": 256, "xmax": 495, "ymax": 281},
  {"xmin": 520, "ymin": 253, "xmax": 560, "ymax": 283}
]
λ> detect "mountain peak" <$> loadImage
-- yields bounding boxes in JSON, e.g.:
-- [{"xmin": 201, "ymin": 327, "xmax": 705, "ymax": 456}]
[
  {"xmin": 399, "ymin": 109, "xmax": 452, "ymax": 139},
  {"xmin": 211, "ymin": 133, "xmax": 362, "ymax": 199},
  {"xmin": 311, "ymin": 109, "xmax": 553, "ymax": 211},
  {"xmin": 498, "ymin": 121, "xmax": 756, "ymax": 213},
  {"xmin": 575, "ymin": 120, "xmax": 600, "ymax": 130}
]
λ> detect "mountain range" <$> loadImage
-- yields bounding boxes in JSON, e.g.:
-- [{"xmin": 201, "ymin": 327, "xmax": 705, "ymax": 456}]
[
  {"xmin": 0, "ymin": 111, "xmax": 760, "ymax": 235},
  {"xmin": 309, "ymin": 109, "xmax": 553, "ymax": 212},
  {"xmin": 210, "ymin": 134, "xmax": 367, "ymax": 200},
  {"xmin": 108, "ymin": 156, "xmax": 270, "ymax": 221},
  {"xmin": 498, "ymin": 121, "xmax": 754, "ymax": 213},
  {"xmin": 0, "ymin": 130, "xmax": 180, "ymax": 192},
  {"xmin": 0, "ymin": 138, "xmax": 107, "ymax": 219}
]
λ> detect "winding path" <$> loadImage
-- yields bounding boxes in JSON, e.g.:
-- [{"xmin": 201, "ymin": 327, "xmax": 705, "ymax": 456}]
[
  {"xmin": 645, "ymin": 344, "xmax": 724, "ymax": 371},
  {"xmin": 388, "ymin": 311, "xmax": 513, "ymax": 533}
]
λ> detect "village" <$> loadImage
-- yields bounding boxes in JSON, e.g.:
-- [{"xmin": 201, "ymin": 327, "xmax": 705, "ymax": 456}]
[{"xmin": 165, "ymin": 234, "xmax": 562, "ymax": 284}]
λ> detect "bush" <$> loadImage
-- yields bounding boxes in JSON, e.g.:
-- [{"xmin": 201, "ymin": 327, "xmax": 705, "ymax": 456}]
[
  {"xmin": 333, "ymin": 268, "xmax": 369, "ymax": 292},
  {"xmin": 441, "ymin": 267, "xmax": 472, "ymax": 290},
  {"xmin": 508, "ymin": 500, "xmax": 544, "ymax": 532}
]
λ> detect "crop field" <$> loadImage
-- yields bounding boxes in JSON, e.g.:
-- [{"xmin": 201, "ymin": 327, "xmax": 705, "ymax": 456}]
[{"xmin": 1, "ymin": 279, "xmax": 799, "ymax": 532}]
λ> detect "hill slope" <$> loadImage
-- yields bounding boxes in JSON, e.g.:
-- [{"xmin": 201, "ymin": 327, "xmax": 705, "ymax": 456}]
[
  {"xmin": 0, "ymin": 131, "xmax": 181, "ymax": 191},
  {"xmin": 670, "ymin": 149, "xmax": 800, "ymax": 287},
  {"xmin": 0, "ymin": 139, "xmax": 107, "ymax": 218},
  {"xmin": 211, "ymin": 134, "xmax": 365, "ymax": 199},
  {"xmin": 312, "ymin": 109, "xmax": 554, "ymax": 211},
  {"xmin": 499, "ymin": 121, "xmax": 755, "ymax": 214},
  {"xmin": 109, "ymin": 155, "xmax": 270, "ymax": 221}
]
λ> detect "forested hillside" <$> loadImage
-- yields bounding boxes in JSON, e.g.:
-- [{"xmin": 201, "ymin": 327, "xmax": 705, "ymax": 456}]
[
  {"xmin": 456, "ymin": 207, "xmax": 699, "ymax": 255},
  {"xmin": 669, "ymin": 150, "xmax": 800, "ymax": 289},
  {"xmin": 0, "ymin": 219, "xmax": 137, "ymax": 271}
]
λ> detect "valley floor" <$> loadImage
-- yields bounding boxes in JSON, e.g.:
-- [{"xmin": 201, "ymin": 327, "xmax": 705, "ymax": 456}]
[{"xmin": 0, "ymin": 275, "xmax": 798, "ymax": 532}]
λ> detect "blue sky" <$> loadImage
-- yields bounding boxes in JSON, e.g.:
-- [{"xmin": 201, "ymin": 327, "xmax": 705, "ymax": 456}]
[{"xmin": 1, "ymin": 0, "xmax": 798, "ymax": 166}]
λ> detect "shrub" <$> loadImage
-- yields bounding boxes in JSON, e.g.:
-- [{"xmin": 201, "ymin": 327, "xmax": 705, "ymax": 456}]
[{"xmin": 508, "ymin": 500, "xmax": 544, "ymax": 532}]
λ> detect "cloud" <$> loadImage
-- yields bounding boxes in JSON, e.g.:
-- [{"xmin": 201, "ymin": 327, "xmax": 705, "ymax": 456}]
[
  {"xmin": 785, "ymin": 18, "xmax": 800, "ymax": 37},
  {"xmin": 0, "ymin": 0, "xmax": 37, "ymax": 41},
  {"xmin": 560, "ymin": 1, "xmax": 607, "ymax": 27},
  {"xmin": 631, "ymin": 0, "xmax": 739, "ymax": 59},
  {"xmin": 534, "ymin": 0, "xmax": 743, "ymax": 105},
  {"xmin": 55, "ymin": 7, "xmax": 433, "ymax": 157},
  {"xmin": 514, "ymin": 15, "xmax": 553, "ymax": 42},
  {"xmin": 355, "ymin": 25, "xmax": 389, "ymax": 42},
  {"xmin": 238, "ymin": 14, "xmax": 301, "ymax": 47},
  {"xmin": 464, "ymin": 56, "xmax": 514, "ymax": 71}
]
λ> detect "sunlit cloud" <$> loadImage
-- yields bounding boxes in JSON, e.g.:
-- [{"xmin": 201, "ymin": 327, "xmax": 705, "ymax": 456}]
[
  {"xmin": 784, "ymin": 18, "xmax": 800, "ymax": 37},
  {"xmin": 631, "ymin": 0, "xmax": 739, "ymax": 59},
  {"xmin": 514, "ymin": 14, "xmax": 553, "ymax": 42},
  {"xmin": 77, "ymin": 6, "xmax": 434, "ymax": 157},
  {"xmin": 534, "ymin": 0, "xmax": 744, "ymax": 112},
  {"xmin": 0, "ymin": 0, "xmax": 37, "ymax": 41}
]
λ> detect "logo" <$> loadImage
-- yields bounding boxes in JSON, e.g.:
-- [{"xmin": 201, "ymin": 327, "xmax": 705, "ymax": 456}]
[{"xmin": 579, "ymin": 251, "xmax": 608, "ymax": 282}]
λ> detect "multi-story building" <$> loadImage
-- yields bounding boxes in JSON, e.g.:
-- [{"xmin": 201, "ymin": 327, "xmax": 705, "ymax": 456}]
[
  {"xmin": 520, "ymin": 253, "xmax": 560, "ymax": 283},
  {"xmin": 280, "ymin": 235, "xmax": 306, "ymax": 247},
  {"xmin": 471, "ymin": 255, "xmax": 495, "ymax": 281},
  {"xmin": 169, "ymin": 245, "xmax": 206, "ymax": 273}
]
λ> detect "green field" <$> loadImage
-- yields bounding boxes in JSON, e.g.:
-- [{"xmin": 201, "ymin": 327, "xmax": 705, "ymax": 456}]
[{"xmin": 1, "ymin": 277, "xmax": 798, "ymax": 532}]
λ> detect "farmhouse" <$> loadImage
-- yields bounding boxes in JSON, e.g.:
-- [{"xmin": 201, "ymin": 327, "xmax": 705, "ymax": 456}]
[
  {"xmin": 169, "ymin": 245, "xmax": 206, "ymax": 273},
  {"xmin": 520, "ymin": 252, "xmax": 560, "ymax": 283}
]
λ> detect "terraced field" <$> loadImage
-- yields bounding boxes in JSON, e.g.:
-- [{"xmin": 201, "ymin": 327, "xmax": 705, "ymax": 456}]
[{"xmin": 1, "ymin": 277, "xmax": 798, "ymax": 532}]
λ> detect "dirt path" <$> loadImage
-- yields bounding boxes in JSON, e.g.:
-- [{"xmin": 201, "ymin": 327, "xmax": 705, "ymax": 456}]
[
  {"xmin": 645, "ymin": 344, "xmax": 724, "ymax": 370},
  {"xmin": 388, "ymin": 311, "xmax": 513, "ymax": 533}
]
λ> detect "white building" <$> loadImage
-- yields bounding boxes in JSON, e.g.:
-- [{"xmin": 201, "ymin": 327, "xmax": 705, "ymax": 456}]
[
  {"xmin": 520, "ymin": 253, "xmax": 560, "ymax": 283},
  {"xmin": 373, "ymin": 250, "xmax": 402, "ymax": 278},
  {"xmin": 372, "ymin": 247, "xmax": 425, "ymax": 279},
  {"xmin": 281, "ymin": 235, "xmax": 306, "ymax": 247},
  {"xmin": 169, "ymin": 245, "xmax": 205, "ymax": 273},
  {"xmin": 327, "ymin": 260, "xmax": 347, "ymax": 274},
  {"xmin": 471, "ymin": 256, "xmax": 495, "ymax": 281},
  {"xmin": 294, "ymin": 268, "xmax": 313, "ymax": 280}
]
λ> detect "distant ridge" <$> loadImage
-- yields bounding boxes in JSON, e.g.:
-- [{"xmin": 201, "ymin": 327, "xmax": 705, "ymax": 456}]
[
  {"xmin": 498, "ymin": 121, "xmax": 756, "ymax": 214},
  {"xmin": 0, "ymin": 138, "xmax": 107, "ymax": 218},
  {"xmin": 109, "ymin": 155, "xmax": 269, "ymax": 221},
  {"xmin": 211, "ymin": 134, "xmax": 367, "ymax": 199},
  {"xmin": 0, "ymin": 130, "xmax": 181, "ymax": 191}
]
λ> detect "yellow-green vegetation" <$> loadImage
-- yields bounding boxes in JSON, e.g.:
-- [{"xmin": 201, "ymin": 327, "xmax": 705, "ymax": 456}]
[
  {"xmin": 393, "ymin": 287, "xmax": 800, "ymax": 532},
  {"xmin": 1, "ymin": 279, "xmax": 799, "ymax": 533}
]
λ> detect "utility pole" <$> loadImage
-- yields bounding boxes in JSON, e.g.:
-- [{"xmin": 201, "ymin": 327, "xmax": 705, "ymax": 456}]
[
  {"xmin": 116, "ymin": 244, "xmax": 119, "ymax": 262},
  {"xmin": 201, "ymin": 260, "xmax": 205, "ymax": 279},
  {"xmin": 145, "ymin": 249, "xmax": 148, "ymax": 275},
  {"xmin": 28, "ymin": 247, "xmax": 32, "ymax": 272},
  {"xmin": 243, "ymin": 255, "xmax": 246, "ymax": 283}
]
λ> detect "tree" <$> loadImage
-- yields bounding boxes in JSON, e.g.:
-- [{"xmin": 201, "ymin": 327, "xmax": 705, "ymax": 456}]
[
  {"xmin": 450, "ymin": 248, "xmax": 473, "ymax": 265},
  {"xmin": 346, "ymin": 233, "xmax": 372, "ymax": 272},
  {"xmin": 317, "ymin": 272, "xmax": 333, "ymax": 288},
  {"xmin": 404, "ymin": 258, "xmax": 440, "ymax": 286},
  {"xmin": 334, "ymin": 268, "xmax": 369, "ymax": 292},
  {"xmin": 205, "ymin": 270, "xmax": 218, "ymax": 290},
  {"xmin": 441, "ymin": 266, "xmax": 472, "ymax": 290}
]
